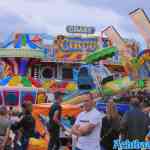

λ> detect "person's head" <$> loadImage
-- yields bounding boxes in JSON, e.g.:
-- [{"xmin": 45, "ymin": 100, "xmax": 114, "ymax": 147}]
[
  {"xmin": 0, "ymin": 106, "xmax": 7, "ymax": 116},
  {"xmin": 22, "ymin": 101, "xmax": 33, "ymax": 114},
  {"xmin": 82, "ymin": 92, "xmax": 94, "ymax": 112},
  {"xmin": 54, "ymin": 92, "xmax": 63, "ymax": 104},
  {"xmin": 130, "ymin": 96, "xmax": 140, "ymax": 107},
  {"xmin": 106, "ymin": 99, "xmax": 119, "ymax": 119}
]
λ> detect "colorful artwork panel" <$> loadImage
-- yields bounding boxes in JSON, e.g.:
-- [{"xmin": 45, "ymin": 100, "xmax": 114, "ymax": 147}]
[
  {"xmin": 3, "ymin": 90, "xmax": 19, "ymax": 106},
  {"xmin": 20, "ymin": 90, "xmax": 36, "ymax": 104},
  {"xmin": 36, "ymin": 92, "xmax": 47, "ymax": 104}
]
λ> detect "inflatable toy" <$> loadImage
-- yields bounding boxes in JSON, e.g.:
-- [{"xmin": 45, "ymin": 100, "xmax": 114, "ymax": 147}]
[
  {"xmin": 85, "ymin": 47, "xmax": 116, "ymax": 63},
  {"xmin": 103, "ymin": 77, "xmax": 135, "ymax": 94}
]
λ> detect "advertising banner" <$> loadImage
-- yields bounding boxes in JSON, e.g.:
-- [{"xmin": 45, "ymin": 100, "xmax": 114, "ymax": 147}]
[
  {"xmin": 56, "ymin": 35, "xmax": 98, "ymax": 52},
  {"xmin": 66, "ymin": 25, "xmax": 95, "ymax": 34}
]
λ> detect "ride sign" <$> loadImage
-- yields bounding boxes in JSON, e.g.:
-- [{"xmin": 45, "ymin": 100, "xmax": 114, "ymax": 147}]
[{"xmin": 66, "ymin": 25, "xmax": 95, "ymax": 34}]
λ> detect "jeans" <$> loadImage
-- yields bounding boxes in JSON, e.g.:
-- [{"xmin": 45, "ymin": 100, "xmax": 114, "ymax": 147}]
[{"xmin": 48, "ymin": 131, "xmax": 60, "ymax": 150}]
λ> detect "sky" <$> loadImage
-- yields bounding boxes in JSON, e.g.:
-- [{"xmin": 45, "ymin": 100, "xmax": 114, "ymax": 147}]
[{"xmin": 0, "ymin": 0, "xmax": 149, "ymax": 49}]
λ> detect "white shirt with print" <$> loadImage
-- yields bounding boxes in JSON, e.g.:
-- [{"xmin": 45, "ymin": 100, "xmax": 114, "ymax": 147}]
[{"xmin": 75, "ymin": 108, "xmax": 105, "ymax": 150}]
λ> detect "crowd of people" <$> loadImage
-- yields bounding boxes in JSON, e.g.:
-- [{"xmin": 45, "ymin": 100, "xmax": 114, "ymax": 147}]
[
  {"xmin": 0, "ymin": 101, "xmax": 37, "ymax": 150},
  {"xmin": 48, "ymin": 91, "xmax": 150, "ymax": 150},
  {"xmin": 0, "ymin": 91, "xmax": 150, "ymax": 150}
]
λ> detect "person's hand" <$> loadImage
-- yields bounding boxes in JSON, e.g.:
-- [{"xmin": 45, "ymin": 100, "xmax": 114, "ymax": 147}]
[
  {"xmin": 70, "ymin": 127, "xmax": 81, "ymax": 137},
  {"xmin": 78, "ymin": 124, "xmax": 89, "ymax": 132}
]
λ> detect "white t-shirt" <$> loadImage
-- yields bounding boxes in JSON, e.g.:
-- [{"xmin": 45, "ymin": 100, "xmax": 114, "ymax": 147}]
[{"xmin": 75, "ymin": 108, "xmax": 105, "ymax": 150}]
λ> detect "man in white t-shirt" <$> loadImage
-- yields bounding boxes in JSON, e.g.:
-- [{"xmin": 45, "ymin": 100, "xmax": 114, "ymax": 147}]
[{"xmin": 71, "ymin": 92, "xmax": 105, "ymax": 150}]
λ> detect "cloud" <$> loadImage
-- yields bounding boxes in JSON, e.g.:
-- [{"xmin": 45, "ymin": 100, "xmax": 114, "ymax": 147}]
[
  {"xmin": 0, "ymin": 0, "xmax": 148, "ymax": 48},
  {"xmin": 71, "ymin": 0, "xmax": 149, "ymax": 48},
  {"xmin": 0, "ymin": 0, "xmax": 125, "ymax": 34},
  {"xmin": 72, "ymin": 0, "xmax": 150, "ymax": 16}
]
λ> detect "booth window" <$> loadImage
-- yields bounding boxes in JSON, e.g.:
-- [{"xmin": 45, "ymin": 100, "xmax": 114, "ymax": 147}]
[{"xmin": 62, "ymin": 68, "xmax": 73, "ymax": 80}]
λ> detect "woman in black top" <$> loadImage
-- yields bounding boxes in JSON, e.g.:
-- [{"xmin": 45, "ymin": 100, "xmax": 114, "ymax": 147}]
[
  {"xmin": 48, "ymin": 92, "xmax": 63, "ymax": 150},
  {"xmin": 101, "ymin": 100, "xmax": 121, "ymax": 150}
]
